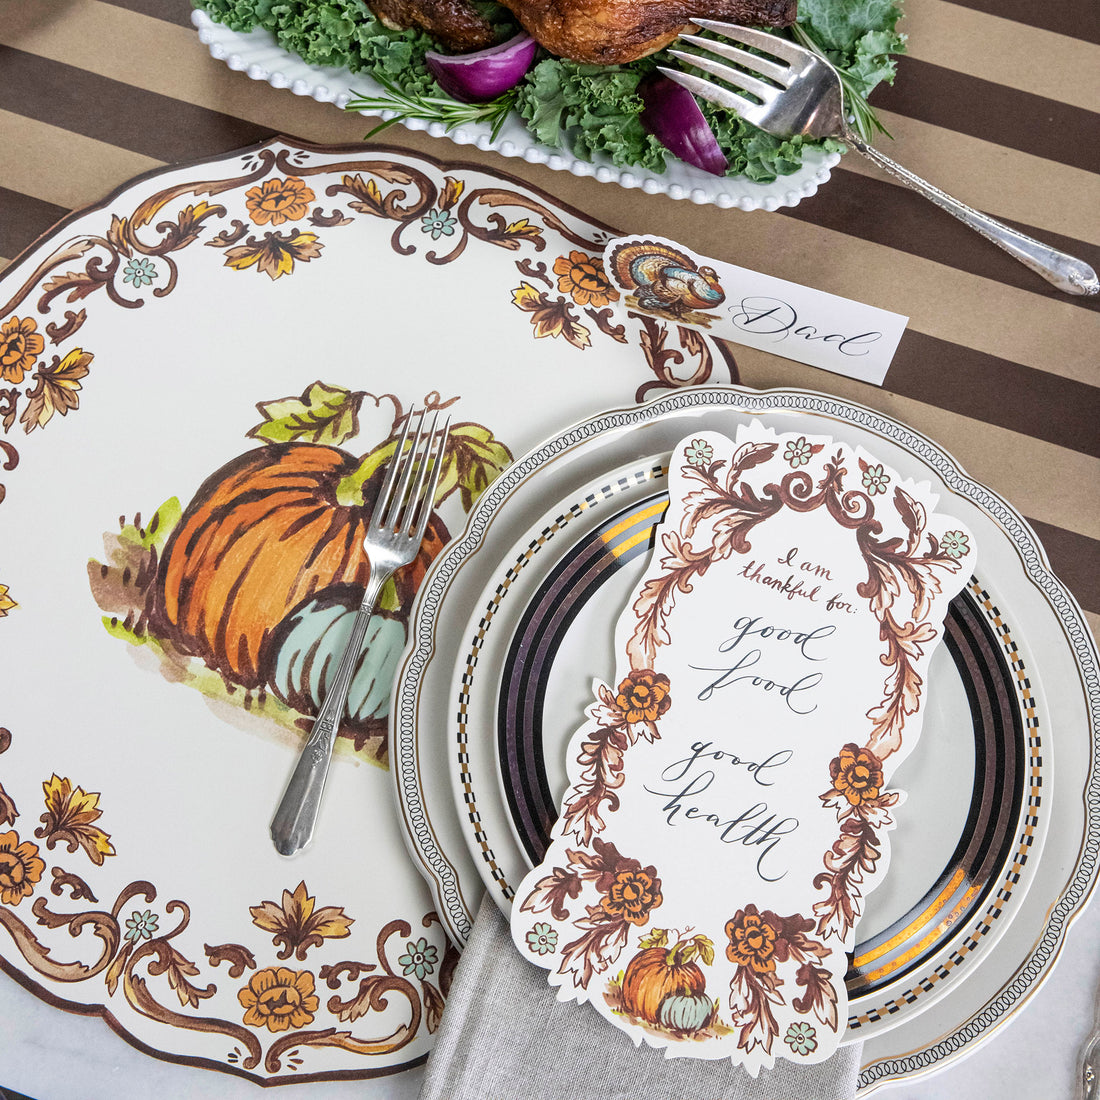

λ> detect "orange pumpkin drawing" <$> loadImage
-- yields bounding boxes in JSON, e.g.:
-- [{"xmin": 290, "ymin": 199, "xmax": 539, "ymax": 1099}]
[
  {"xmin": 619, "ymin": 944, "xmax": 707, "ymax": 1026},
  {"xmin": 152, "ymin": 442, "xmax": 445, "ymax": 689}
]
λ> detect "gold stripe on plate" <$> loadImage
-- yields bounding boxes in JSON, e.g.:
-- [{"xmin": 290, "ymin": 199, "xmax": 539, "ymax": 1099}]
[{"xmin": 601, "ymin": 499, "xmax": 668, "ymax": 546}]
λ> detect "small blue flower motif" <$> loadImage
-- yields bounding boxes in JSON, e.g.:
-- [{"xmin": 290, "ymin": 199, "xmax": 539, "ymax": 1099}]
[
  {"xmin": 124, "ymin": 909, "xmax": 159, "ymax": 944},
  {"xmin": 784, "ymin": 1020, "xmax": 818, "ymax": 1055},
  {"xmin": 526, "ymin": 923, "xmax": 558, "ymax": 956},
  {"xmin": 861, "ymin": 462, "xmax": 891, "ymax": 495},
  {"xmin": 122, "ymin": 257, "xmax": 158, "ymax": 288},
  {"xmin": 398, "ymin": 937, "xmax": 438, "ymax": 980},
  {"xmin": 783, "ymin": 436, "xmax": 813, "ymax": 468},
  {"xmin": 683, "ymin": 438, "xmax": 714, "ymax": 467},
  {"xmin": 941, "ymin": 530, "xmax": 970, "ymax": 559},
  {"xmin": 420, "ymin": 208, "xmax": 457, "ymax": 240}
]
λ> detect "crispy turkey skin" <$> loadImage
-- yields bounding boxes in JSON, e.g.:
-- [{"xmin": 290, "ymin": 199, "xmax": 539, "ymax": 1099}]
[
  {"xmin": 496, "ymin": 0, "xmax": 796, "ymax": 64},
  {"xmin": 368, "ymin": 0, "xmax": 797, "ymax": 64},
  {"xmin": 369, "ymin": 0, "xmax": 497, "ymax": 51}
]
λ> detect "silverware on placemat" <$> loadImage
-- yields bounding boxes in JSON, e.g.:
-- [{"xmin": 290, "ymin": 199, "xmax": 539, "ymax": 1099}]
[
  {"xmin": 270, "ymin": 407, "xmax": 450, "ymax": 856},
  {"xmin": 663, "ymin": 19, "xmax": 1098, "ymax": 297}
]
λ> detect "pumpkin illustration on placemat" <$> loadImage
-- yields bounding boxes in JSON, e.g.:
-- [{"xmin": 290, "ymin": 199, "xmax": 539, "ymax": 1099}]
[
  {"xmin": 89, "ymin": 383, "xmax": 512, "ymax": 762},
  {"xmin": 611, "ymin": 928, "xmax": 723, "ymax": 1040}
]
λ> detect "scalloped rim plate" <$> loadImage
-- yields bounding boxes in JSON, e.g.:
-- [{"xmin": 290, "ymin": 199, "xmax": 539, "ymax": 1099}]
[
  {"xmin": 0, "ymin": 136, "xmax": 738, "ymax": 1086},
  {"xmin": 192, "ymin": 9, "xmax": 842, "ymax": 212},
  {"xmin": 393, "ymin": 385, "xmax": 1099, "ymax": 1092}
]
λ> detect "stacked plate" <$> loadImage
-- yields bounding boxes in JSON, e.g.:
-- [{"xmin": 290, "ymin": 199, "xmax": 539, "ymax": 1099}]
[{"xmin": 393, "ymin": 385, "xmax": 1099, "ymax": 1091}]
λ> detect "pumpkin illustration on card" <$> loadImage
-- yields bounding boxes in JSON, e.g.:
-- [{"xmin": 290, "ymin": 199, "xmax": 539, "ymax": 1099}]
[
  {"xmin": 510, "ymin": 424, "xmax": 976, "ymax": 1072},
  {"xmin": 88, "ymin": 383, "xmax": 511, "ymax": 762}
]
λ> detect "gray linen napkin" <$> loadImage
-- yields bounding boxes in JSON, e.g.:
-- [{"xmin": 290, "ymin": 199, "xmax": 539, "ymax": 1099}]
[{"xmin": 419, "ymin": 894, "xmax": 862, "ymax": 1100}]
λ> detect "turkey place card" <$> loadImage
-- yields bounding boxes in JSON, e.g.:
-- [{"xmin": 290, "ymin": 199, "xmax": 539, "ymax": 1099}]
[
  {"xmin": 509, "ymin": 424, "xmax": 976, "ymax": 1073},
  {"xmin": 602, "ymin": 235, "xmax": 908, "ymax": 385}
]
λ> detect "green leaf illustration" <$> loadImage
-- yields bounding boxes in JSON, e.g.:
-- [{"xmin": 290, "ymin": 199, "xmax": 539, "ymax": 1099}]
[
  {"xmin": 696, "ymin": 936, "xmax": 716, "ymax": 968},
  {"xmin": 638, "ymin": 928, "xmax": 669, "ymax": 950},
  {"xmin": 436, "ymin": 422, "xmax": 514, "ymax": 512},
  {"xmin": 140, "ymin": 497, "xmax": 182, "ymax": 552},
  {"xmin": 249, "ymin": 381, "xmax": 363, "ymax": 446},
  {"xmin": 337, "ymin": 419, "xmax": 514, "ymax": 513}
]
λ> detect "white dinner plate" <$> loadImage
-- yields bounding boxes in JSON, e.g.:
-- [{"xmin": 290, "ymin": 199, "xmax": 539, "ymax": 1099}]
[{"xmin": 393, "ymin": 385, "xmax": 1099, "ymax": 1090}]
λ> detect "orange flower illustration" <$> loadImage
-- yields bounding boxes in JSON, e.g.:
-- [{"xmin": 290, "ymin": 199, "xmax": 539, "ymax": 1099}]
[
  {"xmin": 244, "ymin": 177, "xmax": 316, "ymax": 226},
  {"xmin": 829, "ymin": 743, "xmax": 884, "ymax": 807},
  {"xmin": 601, "ymin": 868, "xmax": 662, "ymax": 925},
  {"xmin": 0, "ymin": 316, "xmax": 45, "ymax": 385},
  {"xmin": 238, "ymin": 966, "xmax": 319, "ymax": 1033},
  {"xmin": 0, "ymin": 830, "xmax": 45, "ymax": 906},
  {"xmin": 725, "ymin": 905, "xmax": 779, "ymax": 974},
  {"xmin": 615, "ymin": 669, "xmax": 671, "ymax": 726},
  {"xmin": 553, "ymin": 251, "xmax": 618, "ymax": 307}
]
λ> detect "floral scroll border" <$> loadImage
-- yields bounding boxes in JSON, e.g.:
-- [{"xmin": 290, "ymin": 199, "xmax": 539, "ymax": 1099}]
[
  {"xmin": 558, "ymin": 435, "xmax": 968, "ymax": 893},
  {"xmin": 0, "ymin": 136, "xmax": 737, "ymax": 516},
  {"xmin": 0, "ymin": 615, "xmax": 452, "ymax": 1075},
  {"xmin": 0, "ymin": 725, "xmax": 458, "ymax": 1084}
]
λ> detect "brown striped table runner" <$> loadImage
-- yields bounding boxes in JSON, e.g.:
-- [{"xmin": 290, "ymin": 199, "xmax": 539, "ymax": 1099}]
[
  {"xmin": 2, "ymin": 0, "xmax": 1096, "ymax": 635},
  {"xmin": 0, "ymin": 0, "xmax": 1097, "ymax": 1097}
]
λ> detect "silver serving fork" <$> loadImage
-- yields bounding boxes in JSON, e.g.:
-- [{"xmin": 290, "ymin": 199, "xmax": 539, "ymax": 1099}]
[
  {"xmin": 270, "ymin": 408, "xmax": 450, "ymax": 856},
  {"xmin": 663, "ymin": 19, "xmax": 1098, "ymax": 297}
]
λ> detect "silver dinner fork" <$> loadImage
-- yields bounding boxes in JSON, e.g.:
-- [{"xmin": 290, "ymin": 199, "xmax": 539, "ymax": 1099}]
[
  {"xmin": 663, "ymin": 19, "xmax": 1098, "ymax": 297},
  {"xmin": 270, "ymin": 408, "xmax": 450, "ymax": 856}
]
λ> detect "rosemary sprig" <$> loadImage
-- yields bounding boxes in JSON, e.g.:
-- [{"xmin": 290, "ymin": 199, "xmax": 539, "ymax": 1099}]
[
  {"xmin": 345, "ymin": 73, "xmax": 517, "ymax": 143},
  {"xmin": 789, "ymin": 23, "xmax": 893, "ymax": 144}
]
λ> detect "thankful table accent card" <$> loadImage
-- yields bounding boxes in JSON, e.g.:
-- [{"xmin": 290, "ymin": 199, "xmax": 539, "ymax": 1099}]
[{"xmin": 509, "ymin": 425, "xmax": 976, "ymax": 1073}]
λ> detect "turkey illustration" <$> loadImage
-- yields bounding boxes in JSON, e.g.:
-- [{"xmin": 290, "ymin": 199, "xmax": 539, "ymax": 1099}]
[{"xmin": 608, "ymin": 240, "xmax": 726, "ymax": 318}]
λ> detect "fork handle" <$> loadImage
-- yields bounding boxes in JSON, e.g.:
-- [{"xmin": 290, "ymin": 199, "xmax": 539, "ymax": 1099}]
[
  {"xmin": 270, "ymin": 568, "xmax": 390, "ymax": 856},
  {"xmin": 848, "ymin": 135, "xmax": 1098, "ymax": 297}
]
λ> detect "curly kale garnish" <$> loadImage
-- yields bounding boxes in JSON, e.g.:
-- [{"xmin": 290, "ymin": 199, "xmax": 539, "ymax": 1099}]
[{"xmin": 193, "ymin": 0, "xmax": 906, "ymax": 179}]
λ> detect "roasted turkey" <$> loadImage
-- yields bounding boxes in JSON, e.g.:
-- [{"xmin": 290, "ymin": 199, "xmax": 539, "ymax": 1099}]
[
  {"xmin": 368, "ymin": 0, "xmax": 796, "ymax": 64},
  {"xmin": 495, "ymin": 0, "xmax": 796, "ymax": 64},
  {"xmin": 370, "ymin": 0, "xmax": 497, "ymax": 51}
]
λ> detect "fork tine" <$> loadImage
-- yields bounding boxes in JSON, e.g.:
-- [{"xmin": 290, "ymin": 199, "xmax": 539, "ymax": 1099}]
[
  {"xmin": 690, "ymin": 17, "xmax": 808, "ymax": 66},
  {"xmin": 667, "ymin": 44, "xmax": 781, "ymax": 104},
  {"xmin": 659, "ymin": 64, "xmax": 767, "ymax": 125},
  {"xmin": 677, "ymin": 31, "xmax": 791, "ymax": 85},
  {"xmin": 373, "ymin": 410, "xmax": 413, "ymax": 529},
  {"xmin": 384, "ymin": 409, "xmax": 426, "ymax": 530},
  {"xmin": 411, "ymin": 415, "xmax": 450, "ymax": 542},
  {"xmin": 399, "ymin": 409, "xmax": 440, "ymax": 533}
]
